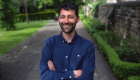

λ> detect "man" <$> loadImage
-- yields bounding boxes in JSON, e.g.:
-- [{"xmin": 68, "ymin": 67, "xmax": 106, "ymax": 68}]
[{"xmin": 40, "ymin": 2, "xmax": 95, "ymax": 80}]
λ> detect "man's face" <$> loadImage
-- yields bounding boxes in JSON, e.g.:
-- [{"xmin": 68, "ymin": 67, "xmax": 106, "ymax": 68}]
[{"xmin": 58, "ymin": 9, "xmax": 80, "ymax": 34}]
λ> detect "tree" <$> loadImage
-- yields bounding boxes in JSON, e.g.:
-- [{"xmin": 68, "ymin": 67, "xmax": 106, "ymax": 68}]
[
  {"xmin": 116, "ymin": 0, "xmax": 121, "ymax": 3},
  {"xmin": 0, "ymin": 0, "xmax": 16, "ymax": 30},
  {"xmin": 24, "ymin": 0, "xmax": 29, "ymax": 23},
  {"xmin": 12, "ymin": 0, "xmax": 38, "ymax": 23},
  {"xmin": 38, "ymin": 0, "xmax": 53, "ymax": 11}
]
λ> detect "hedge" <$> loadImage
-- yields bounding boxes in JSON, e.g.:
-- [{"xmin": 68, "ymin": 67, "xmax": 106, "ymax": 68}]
[
  {"xmin": 93, "ymin": 33, "xmax": 140, "ymax": 80},
  {"xmin": 82, "ymin": 20, "xmax": 95, "ymax": 35},
  {"xmin": 81, "ymin": 18, "xmax": 140, "ymax": 80},
  {"xmin": 128, "ymin": 76, "xmax": 140, "ymax": 80},
  {"xmin": 38, "ymin": 9, "xmax": 58, "ymax": 13},
  {"xmin": 15, "ymin": 11, "xmax": 55, "ymax": 22}
]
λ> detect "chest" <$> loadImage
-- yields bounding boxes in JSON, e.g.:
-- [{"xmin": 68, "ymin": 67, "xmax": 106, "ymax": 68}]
[{"xmin": 52, "ymin": 42, "xmax": 87, "ymax": 70}]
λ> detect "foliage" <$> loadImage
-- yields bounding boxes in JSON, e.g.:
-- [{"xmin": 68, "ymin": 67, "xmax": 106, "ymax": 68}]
[
  {"xmin": 80, "ymin": 15, "xmax": 105, "ymax": 34},
  {"xmin": 75, "ymin": 1, "xmax": 85, "ymax": 8},
  {"xmin": 88, "ymin": 1, "xmax": 103, "ymax": 18},
  {"xmin": 81, "ymin": 16, "xmax": 140, "ymax": 79},
  {"xmin": 80, "ymin": 14, "xmax": 87, "ymax": 20},
  {"xmin": 15, "ymin": 11, "xmax": 55, "ymax": 22},
  {"xmin": 128, "ymin": 76, "xmax": 140, "ymax": 80},
  {"xmin": 115, "ymin": 38, "xmax": 140, "ymax": 63},
  {"xmin": 0, "ymin": 20, "xmax": 51, "ymax": 56},
  {"xmin": 93, "ymin": 33, "xmax": 140, "ymax": 80},
  {"xmin": 79, "ymin": 5, "xmax": 84, "ymax": 14},
  {"xmin": 12, "ymin": 0, "xmax": 39, "ymax": 14},
  {"xmin": 100, "ymin": 31, "xmax": 121, "ymax": 47},
  {"xmin": 38, "ymin": 0, "xmax": 53, "ymax": 9},
  {"xmin": 0, "ymin": 0, "xmax": 16, "ymax": 30},
  {"xmin": 90, "ymin": 18, "xmax": 105, "ymax": 31}
]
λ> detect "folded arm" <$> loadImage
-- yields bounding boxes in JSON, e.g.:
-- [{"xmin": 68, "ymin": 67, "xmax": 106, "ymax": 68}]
[
  {"xmin": 75, "ymin": 43, "xmax": 95, "ymax": 80},
  {"xmin": 40, "ymin": 40, "xmax": 74, "ymax": 80}
]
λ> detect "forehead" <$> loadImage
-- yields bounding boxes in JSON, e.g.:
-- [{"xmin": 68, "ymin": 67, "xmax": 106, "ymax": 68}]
[{"xmin": 59, "ymin": 9, "xmax": 76, "ymax": 16}]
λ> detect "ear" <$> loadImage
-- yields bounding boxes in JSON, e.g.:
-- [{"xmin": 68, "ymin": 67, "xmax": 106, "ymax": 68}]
[
  {"xmin": 76, "ymin": 16, "xmax": 80, "ymax": 23},
  {"xmin": 58, "ymin": 16, "xmax": 60, "ymax": 21}
]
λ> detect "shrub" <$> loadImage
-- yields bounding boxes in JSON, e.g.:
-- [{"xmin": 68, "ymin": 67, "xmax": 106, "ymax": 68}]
[
  {"xmin": 1, "ymin": 0, "xmax": 16, "ymax": 30},
  {"xmin": 15, "ymin": 11, "xmax": 55, "ymax": 22},
  {"xmin": 90, "ymin": 18, "xmax": 105, "ymax": 31},
  {"xmin": 81, "ymin": 17, "xmax": 105, "ymax": 35},
  {"xmin": 93, "ymin": 33, "xmax": 140, "ymax": 80},
  {"xmin": 128, "ymin": 76, "xmax": 140, "ymax": 80},
  {"xmin": 80, "ymin": 14, "xmax": 87, "ymax": 21}
]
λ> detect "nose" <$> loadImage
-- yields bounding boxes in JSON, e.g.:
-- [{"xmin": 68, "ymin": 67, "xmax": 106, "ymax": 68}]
[{"xmin": 64, "ymin": 17, "xmax": 69, "ymax": 23}]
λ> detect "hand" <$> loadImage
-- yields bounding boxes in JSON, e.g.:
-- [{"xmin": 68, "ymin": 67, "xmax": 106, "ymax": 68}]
[
  {"xmin": 74, "ymin": 70, "xmax": 82, "ymax": 78},
  {"xmin": 47, "ymin": 60, "xmax": 56, "ymax": 71}
]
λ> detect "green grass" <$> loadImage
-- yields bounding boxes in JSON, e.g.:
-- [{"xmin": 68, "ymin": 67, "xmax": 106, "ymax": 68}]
[{"xmin": 0, "ymin": 20, "xmax": 52, "ymax": 56}]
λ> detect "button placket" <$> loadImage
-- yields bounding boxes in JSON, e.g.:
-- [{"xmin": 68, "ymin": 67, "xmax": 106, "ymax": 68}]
[
  {"xmin": 77, "ymin": 54, "xmax": 80, "ymax": 57},
  {"xmin": 61, "ymin": 77, "xmax": 63, "ymax": 80},
  {"xmin": 66, "ymin": 56, "xmax": 68, "ymax": 58}
]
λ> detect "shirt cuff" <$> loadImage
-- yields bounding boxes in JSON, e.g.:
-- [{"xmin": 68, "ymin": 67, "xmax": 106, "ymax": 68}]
[{"xmin": 63, "ymin": 71, "xmax": 74, "ymax": 79}]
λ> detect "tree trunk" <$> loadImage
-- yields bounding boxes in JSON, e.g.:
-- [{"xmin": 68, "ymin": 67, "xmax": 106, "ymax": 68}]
[
  {"xmin": 117, "ymin": 0, "xmax": 121, "ymax": 3},
  {"xmin": 44, "ymin": 3, "xmax": 46, "ymax": 12},
  {"xmin": 24, "ymin": 0, "xmax": 29, "ymax": 23}
]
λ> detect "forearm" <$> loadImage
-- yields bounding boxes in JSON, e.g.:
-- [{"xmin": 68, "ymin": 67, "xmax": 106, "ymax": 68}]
[
  {"xmin": 75, "ymin": 73, "xmax": 94, "ymax": 80},
  {"xmin": 40, "ymin": 69, "xmax": 74, "ymax": 80}
]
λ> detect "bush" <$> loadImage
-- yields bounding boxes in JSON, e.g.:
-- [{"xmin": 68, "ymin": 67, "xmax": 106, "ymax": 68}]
[
  {"xmin": 80, "ymin": 14, "xmax": 87, "ymax": 21},
  {"xmin": 81, "ymin": 17, "xmax": 105, "ymax": 35},
  {"xmin": 80, "ymin": 13, "xmax": 140, "ymax": 80},
  {"xmin": 128, "ymin": 76, "xmax": 140, "ymax": 80},
  {"xmin": 90, "ymin": 18, "xmax": 105, "ymax": 31},
  {"xmin": 93, "ymin": 33, "xmax": 140, "ymax": 80},
  {"xmin": 15, "ymin": 11, "xmax": 55, "ymax": 22},
  {"xmin": 99, "ymin": 31, "xmax": 121, "ymax": 48},
  {"xmin": 1, "ymin": 0, "xmax": 16, "ymax": 30},
  {"xmin": 38, "ymin": 9, "xmax": 58, "ymax": 13}
]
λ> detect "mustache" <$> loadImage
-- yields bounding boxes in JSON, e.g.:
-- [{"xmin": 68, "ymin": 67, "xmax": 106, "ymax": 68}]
[{"xmin": 60, "ymin": 23, "xmax": 73, "ymax": 26}]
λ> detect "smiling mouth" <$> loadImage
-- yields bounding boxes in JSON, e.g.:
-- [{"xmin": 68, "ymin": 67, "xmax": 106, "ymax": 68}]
[{"xmin": 63, "ymin": 25, "xmax": 71, "ymax": 28}]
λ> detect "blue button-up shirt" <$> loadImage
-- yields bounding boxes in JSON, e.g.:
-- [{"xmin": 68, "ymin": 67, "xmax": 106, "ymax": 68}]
[{"xmin": 40, "ymin": 31, "xmax": 95, "ymax": 80}]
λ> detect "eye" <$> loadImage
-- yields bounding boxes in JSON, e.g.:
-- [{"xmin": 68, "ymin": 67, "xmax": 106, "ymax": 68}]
[
  {"xmin": 60, "ymin": 17, "xmax": 64, "ymax": 18},
  {"xmin": 69, "ymin": 17, "xmax": 73, "ymax": 18}
]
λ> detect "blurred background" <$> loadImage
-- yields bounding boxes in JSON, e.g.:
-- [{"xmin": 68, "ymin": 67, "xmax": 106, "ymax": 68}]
[{"xmin": 0, "ymin": 0, "xmax": 140, "ymax": 80}]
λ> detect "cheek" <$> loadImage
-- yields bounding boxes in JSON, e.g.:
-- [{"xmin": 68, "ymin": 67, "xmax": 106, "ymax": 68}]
[{"xmin": 58, "ymin": 20, "xmax": 63, "ymax": 23}]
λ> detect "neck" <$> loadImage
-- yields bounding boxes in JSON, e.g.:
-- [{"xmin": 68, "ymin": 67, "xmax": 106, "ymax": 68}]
[{"xmin": 62, "ymin": 30, "xmax": 75, "ymax": 43}]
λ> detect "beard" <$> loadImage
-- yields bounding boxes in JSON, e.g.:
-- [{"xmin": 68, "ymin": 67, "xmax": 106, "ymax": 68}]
[{"xmin": 59, "ymin": 21, "xmax": 77, "ymax": 34}]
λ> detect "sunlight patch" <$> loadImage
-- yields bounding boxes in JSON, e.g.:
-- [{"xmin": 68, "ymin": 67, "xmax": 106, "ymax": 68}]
[{"xmin": 0, "ymin": 34, "xmax": 3, "ymax": 36}]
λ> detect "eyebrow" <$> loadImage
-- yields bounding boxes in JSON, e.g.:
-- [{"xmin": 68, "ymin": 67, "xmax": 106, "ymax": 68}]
[{"xmin": 60, "ymin": 15, "xmax": 74, "ymax": 17}]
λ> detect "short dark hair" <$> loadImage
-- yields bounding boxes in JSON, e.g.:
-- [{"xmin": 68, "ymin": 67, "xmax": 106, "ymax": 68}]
[{"xmin": 58, "ymin": 2, "xmax": 79, "ymax": 17}]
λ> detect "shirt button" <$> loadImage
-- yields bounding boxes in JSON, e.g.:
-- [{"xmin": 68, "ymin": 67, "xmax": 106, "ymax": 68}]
[
  {"xmin": 77, "ymin": 55, "xmax": 80, "ymax": 57},
  {"xmin": 66, "ymin": 56, "xmax": 68, "ymax": 58},
  {"xmin": 61, "ymin": 77, "xmax": 63, "ymax": 80},
  {"xmin": 63, "ymin": 41, "xmax": 64, "ymax": 42},
  {"xmin": 65, "ymin": 69, "xmax": 67, "ymax": 71},
  {"xmin": 69, "ymin": 76, "xmax": 72, "ymax": 78}
]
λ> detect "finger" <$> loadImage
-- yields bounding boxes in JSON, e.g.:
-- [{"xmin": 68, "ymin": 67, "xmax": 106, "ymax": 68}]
[
  {"xmin": 50, "ymin": 61, "xmax": 55, "ymax": 70},
  {"xmin": 48, "ymin": 61, "xmax": 53, "ymax": 70},
  {"xmin": 49, "ymin": 61, "xmax": 54, "ymax": 70},
  {"xmin": 48, "ymin": 63, "xmax": 51, "ymax": 70},
  {"xmin": 49, "ymin": 61, "xmax": 53, "ymax": 70}
]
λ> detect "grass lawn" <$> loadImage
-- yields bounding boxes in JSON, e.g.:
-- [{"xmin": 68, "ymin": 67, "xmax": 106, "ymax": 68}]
[{"xmin": 0, "ymin": 20, "xmax": 52, "ymax": 56}]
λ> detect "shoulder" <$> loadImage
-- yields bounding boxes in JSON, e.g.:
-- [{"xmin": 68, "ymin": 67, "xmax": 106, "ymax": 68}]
[
  {"xmin": 44, "ymin": 34, "xmax": 59, "ymax": 46},
  {"xmin": 77, "ymin": 35, "xmax": 94, "ymax": 47}
]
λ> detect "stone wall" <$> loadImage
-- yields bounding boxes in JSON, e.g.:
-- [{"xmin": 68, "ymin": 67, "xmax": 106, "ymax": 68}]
[{"xmin": 99, "ymin": 1, "xmax": 140, "ymax": 38}]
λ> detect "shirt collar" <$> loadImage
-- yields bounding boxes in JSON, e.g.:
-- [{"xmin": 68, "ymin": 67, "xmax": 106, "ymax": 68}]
[{"xmin": 59, "ymin": 31, "xmax": 78, "ymax": 43}]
